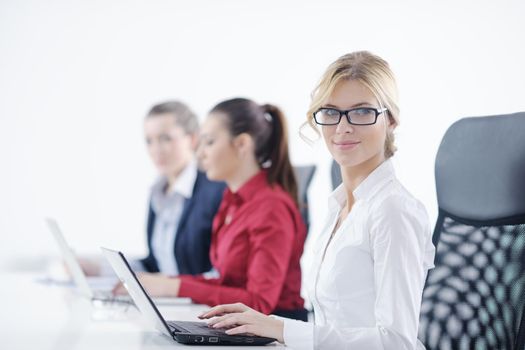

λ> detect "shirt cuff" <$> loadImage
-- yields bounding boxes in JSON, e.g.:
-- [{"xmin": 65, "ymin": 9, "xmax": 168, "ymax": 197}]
[{"xmin": 281, "ymin": 317, "xmax": 314, "ymax": 349}]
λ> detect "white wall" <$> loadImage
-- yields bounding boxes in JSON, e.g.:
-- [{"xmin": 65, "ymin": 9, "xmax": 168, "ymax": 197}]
[{"xmin": 1, "ymin": 0, "xmax": 524, "ymax": 271}]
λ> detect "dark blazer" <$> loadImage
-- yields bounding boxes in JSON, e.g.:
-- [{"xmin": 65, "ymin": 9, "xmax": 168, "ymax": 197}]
[{"xmin": 140, "ymin": 171, "xmax": 225, "ymax": 275}]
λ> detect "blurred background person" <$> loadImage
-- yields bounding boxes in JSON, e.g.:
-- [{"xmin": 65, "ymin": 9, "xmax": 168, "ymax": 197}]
[
  {"xmin": 80, "ymin": 101, "xmax": 224, "ymax": 276},
  {"xmin": 115, "ymin": 98, "xmax": 308, "ymax": 321}
]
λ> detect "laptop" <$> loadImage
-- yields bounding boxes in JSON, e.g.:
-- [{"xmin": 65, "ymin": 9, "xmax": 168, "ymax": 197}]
[
  {"xmin": 46, "ymin": 218, "xmax": 190, "ymax": 306},
  {"xmin": 101, "ymin": 247, "xmax": 276, "ymax": 346}
]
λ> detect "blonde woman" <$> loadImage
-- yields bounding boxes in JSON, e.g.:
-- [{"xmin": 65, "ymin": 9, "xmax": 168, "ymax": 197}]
[{"xmin": 199, "ymin": 51, "xmax": 436, "ymax": 349}]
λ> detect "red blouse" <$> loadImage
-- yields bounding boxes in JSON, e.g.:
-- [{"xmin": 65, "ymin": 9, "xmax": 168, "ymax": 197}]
[{"xmin": 178, "ymin": 170, "xmax": 306, "ymax": 314}]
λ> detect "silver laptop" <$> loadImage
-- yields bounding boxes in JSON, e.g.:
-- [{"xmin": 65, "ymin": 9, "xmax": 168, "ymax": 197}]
[
  {"xmin": 46, "ymin": 218, "xmax": 190, "ymax": 306},
  {"xmin": 101, "ymin": 247, "xmax": 276, "ymax": 345}
]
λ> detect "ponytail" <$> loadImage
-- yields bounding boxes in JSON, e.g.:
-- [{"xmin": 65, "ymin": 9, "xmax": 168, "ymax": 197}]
[
  {"xmin": 261, "ymin": 104, "xmax": 298, "ymax": 205},
  {"xmin": 209, "ymin": 98, "xmax": 298, "ymax": 205}
]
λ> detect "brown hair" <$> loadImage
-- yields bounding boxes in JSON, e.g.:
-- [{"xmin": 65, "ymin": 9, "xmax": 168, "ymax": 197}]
[
  {"xmin": 146, "ymin": 100, "xmax": 199, "ymax": 135},
  {"xmin": 210, "ymin": 98, "xmax": 298, "ymax": 204}
]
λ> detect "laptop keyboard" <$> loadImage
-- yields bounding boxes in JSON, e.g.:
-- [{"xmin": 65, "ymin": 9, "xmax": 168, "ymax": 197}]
[{"xmin": 167, "ymin": 321, "xmax": 227, "ymax": 336}]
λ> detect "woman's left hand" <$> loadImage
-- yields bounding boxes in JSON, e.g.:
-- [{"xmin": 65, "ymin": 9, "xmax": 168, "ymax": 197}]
[
  {"xmin": 199, "ymin": 303, "xmax": 284, "ymax": 343},
  {"xmin": 112, "ymin": 273, "xmax": 180, "ymax": 297}
]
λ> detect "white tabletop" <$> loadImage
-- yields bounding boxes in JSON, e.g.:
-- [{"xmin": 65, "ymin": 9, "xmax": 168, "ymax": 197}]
[{"xmin": 0, "ymin": 272, "xmax": 285, "ymax": 349}]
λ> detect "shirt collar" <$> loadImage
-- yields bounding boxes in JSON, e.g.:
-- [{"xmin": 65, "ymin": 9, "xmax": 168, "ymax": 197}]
[
  {"xmin": 152, "ymin": 159, "xmax": 198, "ymax": 200},
  {"xmin": 223, "ymin": 170, "xmax": 268, "ymax": 205},
  {"xmin": 328, "ymin": 159, "xmax": 395, "ymax": 210},
  {"xmin": 170, "ymin": 159, "xmax": 198, "ymax": 199}
]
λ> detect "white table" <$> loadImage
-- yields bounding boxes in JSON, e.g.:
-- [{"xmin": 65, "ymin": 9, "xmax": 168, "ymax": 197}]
[{"xmin": 0, "ymin": 273, "xmax": 285, "ymax": 349}]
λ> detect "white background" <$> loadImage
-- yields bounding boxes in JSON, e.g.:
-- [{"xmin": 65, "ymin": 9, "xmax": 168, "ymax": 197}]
[{"xmin": 1, "ymin": 0, "xmax": 524, "ymax": 272}]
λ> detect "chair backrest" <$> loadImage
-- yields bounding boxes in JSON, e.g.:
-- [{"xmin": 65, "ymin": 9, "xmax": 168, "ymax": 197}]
[
  {"xmin": 331, "ymin": 160, "xmax": 342, "ymax": 190},
  {"xmin": 418, "ymin": 112, "xmax": 525, "ymax": 350},
  {"xmin": 293, "ymin": 165, "xmax": 316, "ymax": 233}
]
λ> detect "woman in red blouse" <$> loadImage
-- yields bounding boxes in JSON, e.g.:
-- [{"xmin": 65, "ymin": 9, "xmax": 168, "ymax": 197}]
[{"xmin": 117, "ymin": 98, "xmax": 307, "ymax": 321}]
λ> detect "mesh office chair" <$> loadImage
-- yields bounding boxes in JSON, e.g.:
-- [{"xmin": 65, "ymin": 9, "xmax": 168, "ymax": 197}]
[
  {"xmin": 294, "ymin": 165, "xmax": 316, "ymax": 233},
  {"xmin": 418, "ymin": 112, "xmax": 525, "ymax": 350}
]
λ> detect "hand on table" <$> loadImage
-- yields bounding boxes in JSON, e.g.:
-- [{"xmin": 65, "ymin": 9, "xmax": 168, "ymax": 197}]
[{"xmin": 199, "ymin": 303, "xmax": 284, "ymax": 343}]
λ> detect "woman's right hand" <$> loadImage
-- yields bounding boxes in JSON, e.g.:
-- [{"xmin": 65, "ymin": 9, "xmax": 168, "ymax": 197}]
[{"xmin": 199, "ymin": 303, "xmax": 285, "ymax": 343}]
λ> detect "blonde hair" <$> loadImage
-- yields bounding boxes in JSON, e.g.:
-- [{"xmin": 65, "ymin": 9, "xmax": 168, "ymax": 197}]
[{"xmin": 304, "ymin": 51, "xmax": 400, "ymax": 158}]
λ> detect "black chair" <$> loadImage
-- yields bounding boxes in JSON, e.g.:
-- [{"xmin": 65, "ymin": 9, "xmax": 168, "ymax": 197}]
[
  {"xmin": 331, "ymin": 159, "xmax": 342, "ymax": 190},
  {"xmin": 293, "ymin": 165, "xmax": 316, "ymax": 233},
  {"xmin": 418, "ymin": 112, "xmax": 525, "ymax": 350}
]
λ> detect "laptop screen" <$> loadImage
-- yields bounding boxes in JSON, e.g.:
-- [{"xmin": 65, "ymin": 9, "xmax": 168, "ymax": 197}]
[
  {"xmin": 100, "ymin": 247, "xmax": 172, "ymax": 337},
  {"xmin": 46, "ymin": 218, "xmax": 94, "ymax": 298}
]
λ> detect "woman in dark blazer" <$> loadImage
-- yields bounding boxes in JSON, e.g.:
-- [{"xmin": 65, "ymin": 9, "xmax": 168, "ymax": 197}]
[
  {"xmin": 138, "ymin": 101, "xmax": 224, "ymax": 276},
  {"xmin": 80, "ymin": 101, "xmax": 224, "ymax": 276},
  {"xmin": 140, "ymin": 169, "xmax": 224, "ymax": 275}
]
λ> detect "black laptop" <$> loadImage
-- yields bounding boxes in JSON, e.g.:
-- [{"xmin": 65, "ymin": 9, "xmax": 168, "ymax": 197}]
[{"xmin": 101, "ymin": 247, "xmax": 276, "ymax": 346}]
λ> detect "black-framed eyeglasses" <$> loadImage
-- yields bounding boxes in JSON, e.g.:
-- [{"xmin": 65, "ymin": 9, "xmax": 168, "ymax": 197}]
[{"xmin": 313, "ymin": 107, "xmax": 388, "ymax": 126}]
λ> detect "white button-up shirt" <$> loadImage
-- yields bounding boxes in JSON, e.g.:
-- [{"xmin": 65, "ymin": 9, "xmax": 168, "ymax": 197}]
[
  {"xmin": 149, "ymin": 160, "xmax": 197, "ymax": 276},
  {"xmin": 282, "ymin": 159, "xmax": 435, "ymax": 349}
]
